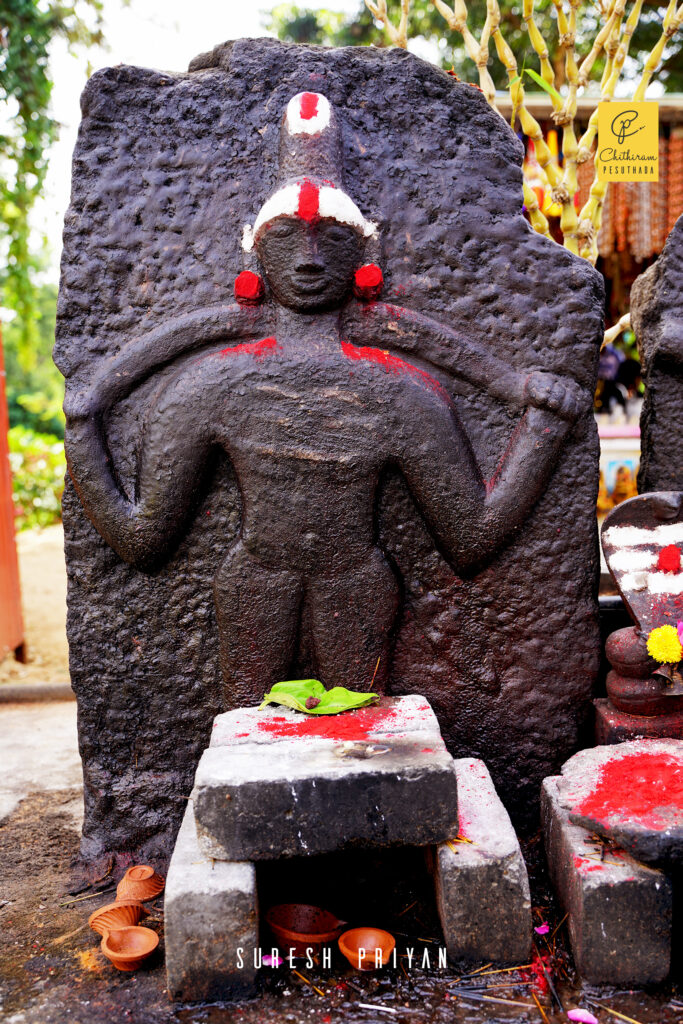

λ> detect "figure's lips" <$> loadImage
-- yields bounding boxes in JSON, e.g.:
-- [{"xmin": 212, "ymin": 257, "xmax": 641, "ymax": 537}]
[{"xmin": 291, "ymin": 273, "xmax": 329, "ymax": 294}]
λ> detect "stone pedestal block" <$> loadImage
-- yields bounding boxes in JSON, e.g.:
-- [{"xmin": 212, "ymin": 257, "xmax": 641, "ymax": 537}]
[
  {"xmin": 433, "ymin": 758, "xmax": 531, "ymax": 963},
  {"xmin": 541, "ymin": 777, "xmax": 671, "ymax": 984},
  {"xmin": 165, "ymin": 801, "xmax": 258, "ymax": 1003},
  {"xmin": 595, "ymin": 698, "xmax": 683, "ymax": 744},
  {"xmin": 194, "ymin": 697, "xmax": 458, "ymax": 861}
]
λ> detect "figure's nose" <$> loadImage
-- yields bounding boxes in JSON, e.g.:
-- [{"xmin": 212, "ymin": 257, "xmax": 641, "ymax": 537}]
[{"xmin": 294, "ymin": 235, "xmax": 325, "ymax": 273}]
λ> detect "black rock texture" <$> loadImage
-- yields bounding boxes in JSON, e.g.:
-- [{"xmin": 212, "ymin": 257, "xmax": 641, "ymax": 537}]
[
  {"xmin": 55, "ymin": 38, "xmax": 604, "ymax": 870},
  {"xmin": 631, "ymin": 213, "xmax": 683, "ymax": 493}
]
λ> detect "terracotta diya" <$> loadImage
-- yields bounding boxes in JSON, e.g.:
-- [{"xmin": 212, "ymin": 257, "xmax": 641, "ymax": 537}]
[
  {"xmin": 88, "ymin": 898, "xmax": 148, "ymax": 936},
  {"xmin": 116, "ymin": 864, "xmax": 165, "ymax": 902},
  {"xmin": 100, "ymin": 925, "xmax": 159, "ymax": 971},
  {"xmin": 338, "ymin": 927, "xmax": 395, "ymax": 971},
  {"xmin": 266, "ymin": 904, "xmax": 347, "ymax": 957}
]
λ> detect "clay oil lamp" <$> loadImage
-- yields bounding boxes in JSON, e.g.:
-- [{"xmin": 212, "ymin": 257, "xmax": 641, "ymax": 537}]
[
  {"xmin": 88, "ymin": 899, "xmax": 148, "ymax": 936},
  {"xmin": 338, "ymin": 927, "xmax": 395, "ymax": 971},
  {"xmin": 265, "ymin": 904, "xmax": 347, "ymax": 957},
  {"xmin": 116, "ymin": 864, "xmax": 165, "ymax": 902},
  {"xmin": 100, "ymin": 925, "xmax": 159, "ymax": 971}
]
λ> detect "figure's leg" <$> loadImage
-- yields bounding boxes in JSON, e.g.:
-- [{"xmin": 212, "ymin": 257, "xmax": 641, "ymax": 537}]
[
  {"xmin": 214, "ymin": 543, "xmax": 303, "ymax": 709},
  {"xmin": 307, "ymin": 547, "xmax": 400, "ymax": 693}
]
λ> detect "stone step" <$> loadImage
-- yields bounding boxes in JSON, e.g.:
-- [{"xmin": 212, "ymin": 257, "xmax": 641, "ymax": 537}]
[
  {"xmin": 193, "ymin": 695, "xmax": 458, "ymax": 861},
  {"xmin": 433, "ymin": 758, "xmax": 531, "ymax": 964},
  {"xmin": 165, "ymin": 800, "xmax": 258, "ymax": 1003},
  {"xmin": 541, "ymin": 775, "xmax": 672, "ymax": 985}
]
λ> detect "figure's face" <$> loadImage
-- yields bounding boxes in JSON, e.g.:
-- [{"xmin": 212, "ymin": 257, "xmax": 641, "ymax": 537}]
[{"xmin": 256, "ymin": 217, "xmax": 362, "ymax": 311}]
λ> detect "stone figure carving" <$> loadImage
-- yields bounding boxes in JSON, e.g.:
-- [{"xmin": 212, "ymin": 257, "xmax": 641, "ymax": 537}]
[
  {"xmin": 64, "ymin": 92, "xmax": 587, "ymax": 708},
  {"xmin": 631, "ymin": 213, "xmax": 683, "ymax": 493}
]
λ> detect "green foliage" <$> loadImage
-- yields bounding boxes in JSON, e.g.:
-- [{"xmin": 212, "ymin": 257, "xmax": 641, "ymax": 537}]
[
  {"xmin": 0, "ymin": 0, "xmax": 104, "ymax": 361},
  {"xmin": 3, "ymin": 282, "xmax": 64, "ymax": 436},
  {"xmin": 8, "ymin": 425, "xmax": 65, "ymax": 530},
  {"xmin": 266, "ymin": 1, "xmax": 683, "ymax": 91},
  {"xmin": 259, "ymin": 678, "xmax": 380, "ymax": 714}
]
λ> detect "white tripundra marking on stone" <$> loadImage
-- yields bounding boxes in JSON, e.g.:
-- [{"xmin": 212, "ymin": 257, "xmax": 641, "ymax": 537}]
[
  {"xmin": 243, "ymin": 182, "xmax": 378, "ymax": 251},
  {"xmin": 603, "ymin": 523, "xmax": 683, "ymax": 546},
  {"xmin": 608, "ymin": 548, "xmax": 657, "ymax": 573},
  {"xmin": 648, "ymin": 572, "xmax": 683, "ymax": 595},
  {"xmin": 620, "ymin": 571, "xmax": 649, "ymax": 592},
  {"xmin": 286, "ymin": 92, "xmax": 331, "ymax": 135}
]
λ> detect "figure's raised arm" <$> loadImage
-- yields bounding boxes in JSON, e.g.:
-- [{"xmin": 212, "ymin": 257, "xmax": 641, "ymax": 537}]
[
  {"xmin": 65, "ymin": 370, "xmax": 215, "ymax": 570},
  {"xmin": 399, "ymin": 387, "xmax": 580, "ymax": 575},
  {"xmin": 63, "ymin": 302, "xmax": 273, "ymax": 419},
  {"xmin": 343, "ymin": 300, "xmax": 585, "ymax": 417}
]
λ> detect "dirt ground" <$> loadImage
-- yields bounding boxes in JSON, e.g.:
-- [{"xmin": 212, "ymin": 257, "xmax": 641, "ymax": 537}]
[
  {"xmin": 1, "ymin": 772, "xmax": 682, "ymax": 1024},
  {"xmin": 0, "ymin": 525, "xmax": 70, "ymax": 686}
]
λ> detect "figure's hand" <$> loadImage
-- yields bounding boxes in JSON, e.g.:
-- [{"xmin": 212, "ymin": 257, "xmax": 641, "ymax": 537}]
[{"xmin": 523, "ymin": 371, "xmax": 587, "ymax": 423}]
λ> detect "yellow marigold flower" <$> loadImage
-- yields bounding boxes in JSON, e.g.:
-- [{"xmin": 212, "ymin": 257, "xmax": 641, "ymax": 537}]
[{"xmin": 646, "ymin": 625, "xmax": 683, "ymax": 664}]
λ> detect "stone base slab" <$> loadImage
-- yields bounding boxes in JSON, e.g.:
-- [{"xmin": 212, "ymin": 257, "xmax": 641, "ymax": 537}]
[
  {"xmin": 433, "ymin": 758, "xmax": 531, "ymax": 963},
  {"xmin": 194, "ymin": 696, "xmax": 458, "ymax": 861},
  {"xmin": 541, "ymin": 776, "xmax": 671, "ymax": 984},
  {"xmin": 165, "ymin": 801, "xmax": 258, "ymax": 1003},
  {"xmin": 595, "ymin": 698, "xmax": 683, "ymax": 743}
]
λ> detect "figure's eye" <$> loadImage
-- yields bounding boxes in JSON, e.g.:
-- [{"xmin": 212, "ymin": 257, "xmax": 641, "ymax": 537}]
[
  {"xmin": 325, "ymin": 226, "xmax": 352, "ymax": 243},
  {"xmin": 267, "ymin": 221, "xmax": 296, "ymax": 239}
]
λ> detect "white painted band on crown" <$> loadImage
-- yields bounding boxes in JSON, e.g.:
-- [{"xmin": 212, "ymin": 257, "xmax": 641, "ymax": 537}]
[
  {"xmin": 603, "ymin": 523, "xmax": 683, "ymax": 547},
  {"xmin": 286, "ymin": 92, "xmax": 331, "ymax": 135},
  {"xmin": 242, "ymin": 182, "xmax": 378, "ymax": 252},
  {"xmin": 608, "ymin": 548, "xmax": 657, "ymax": 573}
]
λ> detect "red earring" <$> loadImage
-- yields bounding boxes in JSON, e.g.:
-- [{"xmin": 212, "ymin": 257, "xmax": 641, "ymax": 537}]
[
  {"xmin": 234, "ymin": 270, "xmax": 265, "ymax": 305},
  {"xmin": 353, "ymin": 263, "xmax": 383, "ymax": 302}
]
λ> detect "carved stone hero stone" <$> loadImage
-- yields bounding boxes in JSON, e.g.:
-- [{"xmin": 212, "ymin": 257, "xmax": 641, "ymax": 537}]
[
  {"xmin": 631, "ymin": 213, "xmax": 683, "ymax": 494},
  {"xmin": 56, "ymin": 38, "xmax": 604, "ymax": 868}
]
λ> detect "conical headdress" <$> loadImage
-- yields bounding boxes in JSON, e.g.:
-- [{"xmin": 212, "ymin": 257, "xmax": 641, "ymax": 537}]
[{"xmin": 242, "ymin": 92, "xmax": 377, "ymax": 252}]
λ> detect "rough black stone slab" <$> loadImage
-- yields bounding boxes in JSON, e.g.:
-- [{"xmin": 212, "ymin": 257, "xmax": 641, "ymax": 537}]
[
  {"xmin": 542, "ymin": 776, "xmax": 672, "ymax": 984},
  {"xmin": 193, "ymin": 697, "xmax": 458, "ymax": 860},
  {"xmin": 56, "ymin": 37, "xmax": 604, "ymax": 868},
  {"xmin": 631, "ymin": 213, "xmax": 683, "ymax": 493},
  {"xmin": 556, "ymin": 739, "xmax": 683, "ymax": 868}
]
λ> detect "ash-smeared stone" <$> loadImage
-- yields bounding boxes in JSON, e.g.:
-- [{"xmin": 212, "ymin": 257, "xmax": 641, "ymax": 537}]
[
  {"xmin": 542, "ymin": 776, "xmax": 671, "ymax": 984},
  {"xmin": 165, "ymin": 800, "xmax": 258, "ymax": 1002},
  {"xmin": 556, "ymin": 739, "xmax": 683, "ymax": 868},
  {"xmin": 433, "ymin": 758, "xmax": 531, "ymax": 963},
  {"xmin": 210, "ymin": 694, "xmax": 440, "ymax": 747},
  {"xmin": 193, "ymin": 696, "xmax": 458, "ymax": 861}
]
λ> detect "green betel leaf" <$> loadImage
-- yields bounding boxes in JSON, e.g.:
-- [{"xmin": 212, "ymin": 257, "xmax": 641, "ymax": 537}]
[
  {"xmin": 258, "ymin": 679, "xmax": 326, "ymax": 713},
  {"xmin": 259, "ymin": 680, "xmax": 379, "ymax": 715},
  {"xmin": 523, "ymin": 68, "xmax": 563, "ymax": 105}
]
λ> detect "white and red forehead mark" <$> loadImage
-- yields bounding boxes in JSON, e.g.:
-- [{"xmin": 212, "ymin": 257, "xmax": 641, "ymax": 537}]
[
  {"xmin": 243, "ymin": 179, "xmax": 377, "ymax": 251},
  {"xmin": 286, "ymin": 92, "xmax": 331, "ymax": 136},
  {"xmin": 603, "ymin": 522, "xmax": 683, "ymax": 596}
]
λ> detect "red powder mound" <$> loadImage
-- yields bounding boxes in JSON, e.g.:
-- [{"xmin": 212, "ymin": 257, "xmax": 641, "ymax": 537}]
[
  {"xmin": 658, "ymin": 544, "xmax": 682, "ymax": 574},
  {"xmin": 573, "ymin": 751, "xmax": 683, "ymax": 830},
  {"xmin": 220, "ymin": 337, "xmax": 277, "ymax": 361},
  {"xmin": 355, "ymin": 264, "xmax": 383, "ymax": 290},
  {"xmin": 299, "ymin": 92, "xmax": 319, "ymax": 120},
  {"xmin": 297, "ymin": 180, "xmax": 319, "ymax": 222},
  {"xmin": 234, "ymin": 270, "xmax": 265, "ymax": 304},
  {"xmin": 257, "ymin": 705, "xmax": 398, "ymax": 741}
]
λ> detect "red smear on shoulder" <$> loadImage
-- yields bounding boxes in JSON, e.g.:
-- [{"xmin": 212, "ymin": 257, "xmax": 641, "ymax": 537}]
[
  {"xmin": 297, "ymin": 180, "xmax": 320, "ymax": 222},
  {"xmin": 234, "ymin": 270, "xmax": 264, "ymax": 304},
  {"xmin": 220, "ymin": 337, "xmax": 278, "ymax": 361},
  {"xmin": 658, "ymin": 545, "xmax": 682, "ymax": 574},
  {"xmin": 299, "ymin": 92, "xmax": 319, "ymax": 120},
  {"xmin": 257, "ymin": 705, "xmax": 397, "ymax": 740},
  {"xmin": 341, "ymin": 340, "xmax": 449, "ymax": 401},
  {"xmin": 573, "ymin": 751, "xmax": 683, "ymax": 830}
]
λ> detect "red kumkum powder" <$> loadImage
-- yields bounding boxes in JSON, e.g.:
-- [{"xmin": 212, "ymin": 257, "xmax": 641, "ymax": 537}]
[
  {"xmin": 297, "ymin": 180, "xmax": 320, "ymax": 222},
  {"xmin": 257, "ymin": 705, "xmax": 398, "ymax": 741},
  {"xmin": 573, "ymin": 751, "xmax": 683, "ymax": 829},
  {"xmin": 299, "ymin": 92, "xmax": 319, "ymax": 119}
]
